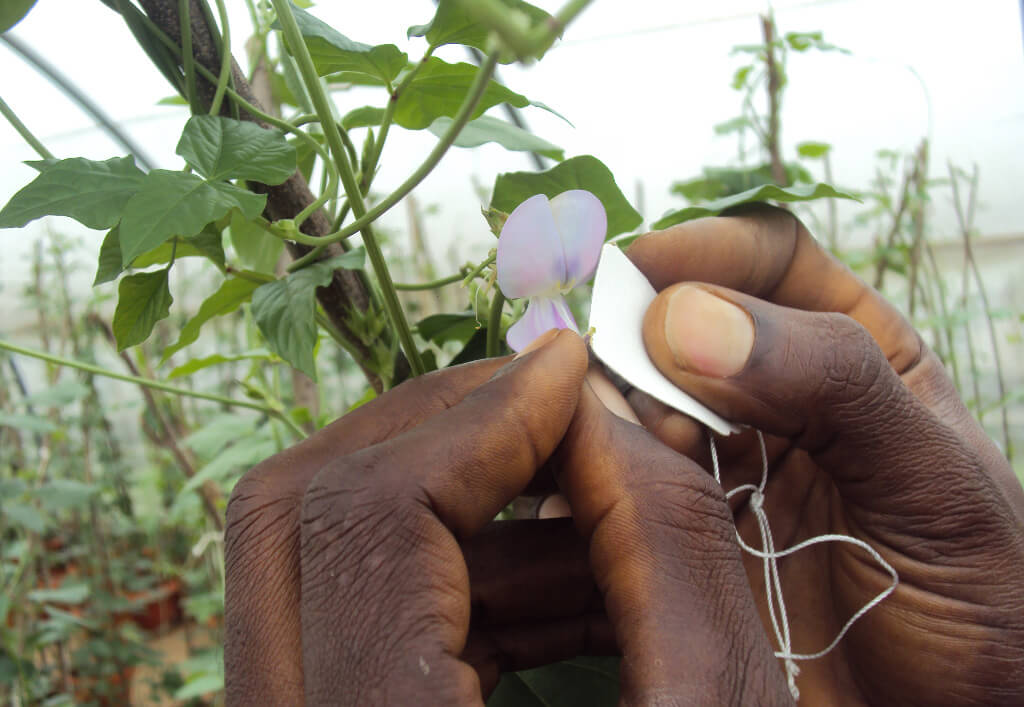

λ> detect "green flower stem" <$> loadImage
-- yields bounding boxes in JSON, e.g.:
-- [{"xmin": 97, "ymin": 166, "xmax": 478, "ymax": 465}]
[
  {"xmin": 315, "ymin": 52, "xmax": 500, "ymax": 247},
  {"xmin": 394, "ymin": 269, "xmax": 470, "ymax": 291},
  {"xmin": 271, "ymin": 0, "xmax": 425, "ymax": 377},
  {"xmin": 314, "ymin": 308, "xmax": 364, "ymax": 363},
  {"xmin": 553, "ymin": 0, "xmax": 595, "ymax": 33},
  {"xmin": 208, "ymin": 0, "xmax": 232, "ymax": 116},
  {"xmin": 285, "ymin": 243, "xmax": 327, "ymax": 273},
  {"xmin": 486, "ymin": 289, "xmax": 506, "ymax": 357},
  {"xmin": 0, "ymin": 338, "xmax": 304, "ymax": 438},
  {"xmin": 463, "ymin": 252, "xmax": 497, "ymax": 286},
  {"xmin": 457, "ymin": 0, "xmax": 593, "ymax": 60},
  {"xmin": 178, "ymin": 0, "xmax": 200, "ymax": 113},
  {"xmin": 0, "ymin": 95, "xmax": 54, "ymax": 160},
  {"xmin": 360, "ymin": 46, "xmax": 433, "ymax": 184},
  {"xmin": 224, "ymin": 267, "xmax": 275, "ymax": 284}
]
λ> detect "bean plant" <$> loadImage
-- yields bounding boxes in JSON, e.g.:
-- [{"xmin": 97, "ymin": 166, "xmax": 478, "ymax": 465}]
[{"xmin": 0, "ymin": 1, "xmax": 1019, "ymax": 705}]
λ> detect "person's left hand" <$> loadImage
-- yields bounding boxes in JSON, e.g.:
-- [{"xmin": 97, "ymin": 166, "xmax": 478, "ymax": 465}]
[{"xmin": 224, "ymin": 331, "xmax": 613, "ymax": 704}]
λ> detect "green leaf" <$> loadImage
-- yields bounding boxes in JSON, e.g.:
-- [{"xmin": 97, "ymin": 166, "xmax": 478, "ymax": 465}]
[
  {"xmin": 341, "ymin": 106, "xmax": 386, "ymax": 130},
  {"xmin": 23, "ymin": 381, "xmax": 91, "ymax": 407},
  {"xmin": 408, "ymin": 0, "xmax": 553, "ymax": 62},
  {"xmin": 112, "ymin": 268, "xmax": 174, "ymax": 350},
  {"xmin": 176, "ymin": 116, "xmax": 297, "ymax": 184},
  {"xmin": 132, "ymin": 227, "xmax": 226, "ymax": 271},
  {"xmin": 35, "ymin": 479, "xmax": 99, "ymax": 511},
  {"xmin": 169, "ymin": 350, "xmax": 275, "ymax": 379},
  {"xmin": 670, "ymin": 163, "xmax": 814, "ymax": 203},
  {"xmin": 449, "ymin": 327, "xmax": 488, "ymax": 366},
  {"xmin": 713, "ymin": 116, "xmax": 751, "ymax": 136},
  {"xmin": 3, "ymin": 504, "xmax": 48, "ymax": 535},
  {"xmin": 183, "ymin": 413, "xmax": 259, "ymax": 459},
  {"xmin": 118, "ymin": 170, "xmax": 265, "ymax": 266},
  {"xmin": 731, "ymin": 64, "xmax": 753, "ymax": 90},
  {"xmin": 251, "ymin": 251, "xmax": 364, "ymax": 379},
  {"xmin": 228, "ymin": 211, "xmax": 284, "ymax": 274},
  {"xmin": 0, "ymin": 0, "xmax": 37, "ymax": 32},
  {"xmin": 417, "ymin": 312, "xmax": 478, "ymax": 346},
  {"xmin": 0, "ymin": 156, "xmax": 145, "ymax": 230},
  {"xmin": 394, "ymin": 57, "xmax": 530, "ymax": 130},
  {"xmin": 428, "ymin": 115, "xmax": 563, "ymax": 160},
  {"xmin": 796, "ymin": 141, "xmax": 832, "ymax": 159},
  {"xmin": 28, "ymin": 583, "xmax": 91, "ymax": 605},
  {"xmin": 181, "ymin": 434, "xmax": 278, "ymax": 496},
  {"xmin": 281, "ymin": 3, "xmax": 408, "ymax": 83},
  {"xmin": 488, "ymin": 658, "xmax": 620, "ymax": 707},
  {"xmin": 491, "ymin": 155, "xmax": 642, "ymax": 239},
  {"xmin": 0, "ymin": 412, "xmax": 57, "ymax": 434},
  {"xmin": 162, "ymin": 276, "xmax": 263, "ymax": 360},
  {"xmin": 653, "ymin": 182, "xmax": 860, "ymax": 230},
  {"xmin": 174, "ymin": 673, "xmax": 224, "ymax": 701},
  {"xmin": 94, "ymin": 227, "xmax": 125, "ymax": 285}
]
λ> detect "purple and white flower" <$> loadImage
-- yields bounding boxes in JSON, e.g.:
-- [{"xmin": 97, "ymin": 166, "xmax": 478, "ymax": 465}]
[{"xmin": 496, "ymin": 190, "xmax": 607, "ymax": 351}]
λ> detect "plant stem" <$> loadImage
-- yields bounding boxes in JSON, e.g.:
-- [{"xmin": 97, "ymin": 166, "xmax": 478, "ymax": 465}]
[
  {"xmin": 394, "ymin": 270, "xmax": 470, "ymax": 291},
  {"xmin": 463, "ymin": 252, "xmax": 497, "ymax": 286},
  {"xmin": 317, "ymin": 53, "xmax": 500, "ymax": 246},
  {"xmin": 486, "ymin": 289, "xmax": 506, "ymax": 357},
  {"xmin": 272, "ymin": 0, "xmax": 425, "ymax": 376},
  {"xmin": 178, "ymin": 0, "xmax": 200, "ymax": 113},
  {"xmin": 0, "ymin": 94, "xmax": 54, "ymax": 160},
  {"xmin": 0, "ymin": 338, "xmax": 282, "ymax": 417},
  {"xmin": 208, "ymin": 0, "xmax": 232, "ymax": 115}
]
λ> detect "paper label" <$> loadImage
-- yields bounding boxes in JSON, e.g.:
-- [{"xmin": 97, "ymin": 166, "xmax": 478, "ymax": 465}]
[{"xmin": 589, "ymin": 244, "xmax": 741, "ymax": 436}]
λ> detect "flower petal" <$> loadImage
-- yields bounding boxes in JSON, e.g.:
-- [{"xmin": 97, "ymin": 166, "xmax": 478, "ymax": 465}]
[
  {"xmin": 549, "ymin": 189, "xmax": 606, "ymax": 286},
  {"xmin": 497, "ymin": 194, "xmax": 566, "ymax": 299},
  {"xmin": 506, "ymin": 295, "xmax": 579, "ymax": 352}
]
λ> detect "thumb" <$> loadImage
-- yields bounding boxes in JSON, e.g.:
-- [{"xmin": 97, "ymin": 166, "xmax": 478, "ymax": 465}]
[{"xmin": 641, "ymin": 283, "xmax": 983, "ymax": 525}]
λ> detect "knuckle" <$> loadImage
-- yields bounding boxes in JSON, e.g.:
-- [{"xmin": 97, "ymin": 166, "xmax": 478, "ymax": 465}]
[
  {"xmin": 806, "ymin": 312, "xmax": 892, "ymax": 413},
  {"xmin": 224, "ymin": 461, "xmax": 302, "ymax": 578}
]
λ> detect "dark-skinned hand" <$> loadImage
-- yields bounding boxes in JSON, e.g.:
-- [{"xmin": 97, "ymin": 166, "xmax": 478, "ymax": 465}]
[
  {"xmin": 223, "ymin": 328, "xmax": 794, "ymax": 705},
  {"xmin": 620, "ymin": 206, "xmax": 1024, "ymax": 705}
]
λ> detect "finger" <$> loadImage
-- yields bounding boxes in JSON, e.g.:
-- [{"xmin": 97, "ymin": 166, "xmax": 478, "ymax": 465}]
[
  {"xmin": 464, "ymin": 520, "xmax": 599, "ymax": 626},
  {"xmin": 625, "ymin": 209, "xmax": 1008, "ymax": 460},
  {"xmin": 223, "ymin": 356, "xmax": 506, "ymax": 704},
  {"xmin": 642, "ymin": 282, "xmax": 1024, "ymax": 535},
  {"xmin": 299, "ymin": 330, "xmax": 589, "ymax": 702},
  {"xmin": 463, "ymin": 614, "xmax": 616, "ymax": 697},
  {"xmin": 554, "ymin": 382, "xmax": 790, "ymax": 704},
  {"xmin": 626, "ymin": 207, "xmax": 923, "ymax": 374}
]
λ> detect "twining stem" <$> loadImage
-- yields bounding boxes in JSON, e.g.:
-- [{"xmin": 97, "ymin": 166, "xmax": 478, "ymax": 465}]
[
  {"xmin": 463, "ymin": 252, "xmax": 497, "ymax": 286},
  {"xmin": 0, "ymin": 338, "xmax": 305, "ymax": 439},
  {"xmin": 272, "ymin": 0, "xmax": 427, "ymax": 377},
  {"xmin": 208, "ymin": 0, "xmax": 232, "ymax": 115},
  {"xmin": 317, "ymin": 52, "xmax": 500, "ymax": 246},
  {"xmin": 178, "ymin": 0, "xmax": 200, "ymax": 113},
  {"xmin": 394, "ymin": 270, "xmax": 470, "ymax": 291},
  {"xmin": 0, "ymin": 95, "xmax": 54, "ymax": 160},
  {"xmin": 486, "ymin": 290, "xmax": 506, "ymax": 357},
  {"xmin": 457, "ymin": 0, "xmax": 592, "ymax": 59}
]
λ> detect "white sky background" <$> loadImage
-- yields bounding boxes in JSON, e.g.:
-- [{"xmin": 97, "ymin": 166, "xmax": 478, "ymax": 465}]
[{"xmin": 1, "ymin": 0, "xmax": 1023, "ymax": 306}]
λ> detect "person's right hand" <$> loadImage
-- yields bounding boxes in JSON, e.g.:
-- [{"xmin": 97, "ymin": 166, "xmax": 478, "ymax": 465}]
[{"xmin": 624, "ymin": 206, "xmax": 1024, "ymax": 704}]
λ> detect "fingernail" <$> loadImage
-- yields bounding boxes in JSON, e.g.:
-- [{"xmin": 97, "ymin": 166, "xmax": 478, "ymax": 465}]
[
  {"xmin": 585, "ymin": 371, "xmax": 641, "ymax": 425},
  {"xmin": 664, "ymin": 286, "xmax": 754, "ymax": 378},
  {"xmin": 512, "ymin": 328, "xmax": 561, "ymax": 360}
]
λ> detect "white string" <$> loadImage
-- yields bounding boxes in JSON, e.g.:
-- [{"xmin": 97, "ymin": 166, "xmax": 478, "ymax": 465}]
[{"xmin": 709, "ymin": 430, "xmax": 899, "ymax": 702}]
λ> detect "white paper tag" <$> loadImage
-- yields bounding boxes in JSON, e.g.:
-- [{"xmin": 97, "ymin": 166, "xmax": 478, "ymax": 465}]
[{"xmin": 589, "ymin": 244, "xmax": 741, "ymax": 436}]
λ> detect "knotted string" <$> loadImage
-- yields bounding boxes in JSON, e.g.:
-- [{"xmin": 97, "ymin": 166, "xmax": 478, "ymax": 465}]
[{"xmin": 708, "ymin": 430, "xmax": 899, "ymax": 702}]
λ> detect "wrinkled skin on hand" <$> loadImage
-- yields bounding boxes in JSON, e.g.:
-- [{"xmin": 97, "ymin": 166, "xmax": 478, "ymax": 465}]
[
  {"xmin": 223, "ymin": 329, "xmax": 789, "ymax": 705},
  {"xmin": 627, "ymin": 206, "xmax": 1024, "ymax": 705}
]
